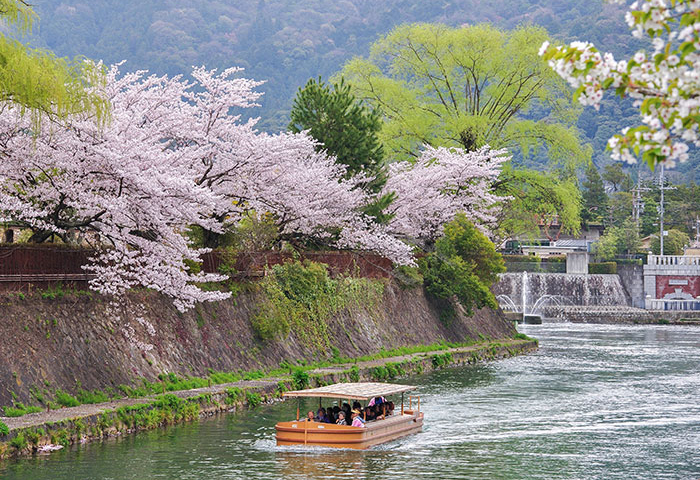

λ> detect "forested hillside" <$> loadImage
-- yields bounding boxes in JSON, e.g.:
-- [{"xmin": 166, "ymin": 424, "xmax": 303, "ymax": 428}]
[{"xmin": 23, "ymin": 0, "xmax": 698, "ymax": 181}]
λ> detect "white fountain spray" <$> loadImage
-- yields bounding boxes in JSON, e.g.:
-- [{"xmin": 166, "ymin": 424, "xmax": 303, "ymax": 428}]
[{"xmin": 521, "ymin": 270, "xmax": 529, "ymax": 316}]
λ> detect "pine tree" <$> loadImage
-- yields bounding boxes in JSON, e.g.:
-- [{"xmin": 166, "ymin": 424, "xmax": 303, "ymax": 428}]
[
  {"xmin": 580, "ymin": 162, "xmax": 608, "ymax": 225},
  {"xmin": 289, "ymin": 77, "xmax": 386, "ymax": 192}
]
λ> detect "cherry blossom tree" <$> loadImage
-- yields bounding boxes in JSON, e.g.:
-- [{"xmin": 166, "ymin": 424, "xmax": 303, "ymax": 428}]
[
  {"xmin": 0, "ymin": 64, "xmax": 419, "ymax": 308},
  {"xmin": 540, "ymin": 0, "xmax": 700, "ymax": 168},
  {"xmin": 0, "ymin": 58, "xmax": 508, "ymax": 309},
  {"xmin": 381, "ymin": 145, "xmax": 509, "ymax": 246},
  {"xmin": 0, "ymin": 65, "xmax": 231, "ymax": 310}
]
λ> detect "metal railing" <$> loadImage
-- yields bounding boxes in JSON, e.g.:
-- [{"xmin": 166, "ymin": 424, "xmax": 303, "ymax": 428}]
[
  {"xmin": 645, "ymin": 298, "xmax": 700, "ymax": 311},
  {"xmin": 647, "ymin": 255, "xmax": 700, "ymax": 266}
]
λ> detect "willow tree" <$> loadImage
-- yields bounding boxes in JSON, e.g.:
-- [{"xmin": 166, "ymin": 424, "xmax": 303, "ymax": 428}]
[
  {"xmin": 340, "ymin": 23, "xmax": 590, "ymax": 167},
  {"xmin": 0, "ymin": 0, "xmax": 108, "ymax": 129},
  {"xmin": 494, "ymin": 168, "xmax": 582, "ymax": 242},
  {"xmin": 340, "ymin": 23, "xmax": 589, "ymax": 239}
]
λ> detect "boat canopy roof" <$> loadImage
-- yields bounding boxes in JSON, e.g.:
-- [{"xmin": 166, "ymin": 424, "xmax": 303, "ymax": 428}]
[{"xmin": 282, "ymin": 382, "xmax": 416, "ymax": 401}]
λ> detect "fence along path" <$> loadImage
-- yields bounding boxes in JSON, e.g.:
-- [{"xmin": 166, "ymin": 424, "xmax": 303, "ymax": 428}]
[{"xmin": 0, "ymin": 246, "xmax": 393, "ymax": 290}]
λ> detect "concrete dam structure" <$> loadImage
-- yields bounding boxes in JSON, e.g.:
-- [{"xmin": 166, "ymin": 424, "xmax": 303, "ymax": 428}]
[{"xmin": 493, "ymin": 273, "xmax": 631, "ymax": 320}]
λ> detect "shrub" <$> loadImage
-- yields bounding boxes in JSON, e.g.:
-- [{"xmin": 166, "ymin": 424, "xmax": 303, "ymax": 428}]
[
  {"xmin": 502, "ymin": 254, "xmax": 541, "ymax": 263},
  {"xmin": 292, "ymin": 368, "xmax": 309, "ymax": 390},
  {"xmin": 55, "ymin": 390, "xmax": 80, "ymax": 408},
  {"xmin": 76, "ymin": 389, "xmax": 109, "ymax": 404},
  {"xmin": 10, "ymin": 433, "xmax": 27, "ymax": 451},
  {"xmin": 245, "ymin": 390, "xmax": 262, "ymax": 408},
  {"xmin": 0, "ymin": 421, "xmax": 8, "ymax": 436},
  {"xmin": 431, "ymin": 352, "xmax": 453, "ymax": 369},
  {"xmin": 394, "ymin": 265, "xmax": 424, "ymax": 289},
  {"xmin": 588, "ymin": 262, "xmax": 617, "ymax": 274},
  {"xmin": 252, "ymin": 259, "xmax": 384, "ymax": 349},
  {"xmin": 422, "ymin": 214, "xmax": 504, "ymax": 315},
  {"xmin": 542, "ymin": 255, "xmax": 566, "ymax": 263},
  {"xmin": 225, "ymin": 387, "xmax": 244, "ymax": 405}
]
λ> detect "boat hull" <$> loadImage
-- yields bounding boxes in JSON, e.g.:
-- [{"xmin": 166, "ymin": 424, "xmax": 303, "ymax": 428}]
[{"xmin": 275, "ymin": 411, "xmax": 423, "ymax": 449}]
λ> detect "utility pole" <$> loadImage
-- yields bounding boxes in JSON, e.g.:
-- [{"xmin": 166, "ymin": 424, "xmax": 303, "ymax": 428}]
[
  {"xmin": 632, "ymin": 176, "xmax": 650, "ymax": 229},
  {"xmin": 657, "ymin": 162, "xmax": 676, "ymax": 255}
]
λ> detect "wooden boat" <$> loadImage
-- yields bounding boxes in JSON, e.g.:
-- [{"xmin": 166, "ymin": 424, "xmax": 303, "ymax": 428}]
[{"xmin": 275, "ymin": 382, "xmax": 423, "ymax": 449}]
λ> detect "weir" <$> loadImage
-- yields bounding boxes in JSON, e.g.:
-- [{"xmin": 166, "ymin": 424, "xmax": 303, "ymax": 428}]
[{"xmin": 493, "ymin": 272, "xmax": 632, "ymax": 320}]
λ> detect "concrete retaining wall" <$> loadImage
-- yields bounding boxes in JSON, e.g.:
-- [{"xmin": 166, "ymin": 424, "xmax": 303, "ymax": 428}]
[{"xmin": 617, "ymin": 264, "xmax": 645, "ymax": 309}]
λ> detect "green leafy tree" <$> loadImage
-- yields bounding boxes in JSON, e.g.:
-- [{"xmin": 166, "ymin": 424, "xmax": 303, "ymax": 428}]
[
  {"xmin": 593, "ymin": 228, "xmax": 619, "ymax": 261},
  {"xmin": 0, "ymin": 0, "xmax": 108, "ymax": 129},
  {"xmin": 595, "ymin": 217, "xmax": 642, "ymax": 260},
  {"xmin": 608, "ymin": 191, "xmax": 633, "ymax": 228},
  {"xmin": 580, "ymin": 162, "xmax": 608, "ymax": 225},
  {"xmin": 421, "ymin": 213, "xmax": 504, "ymax": 315},
  {"xmin": 617, "ymin": 218, "xmax": 641, "ymax": 255},
  {"xmin": 651, "ymin": 229, "xmax": 690, "ymax": 255},
  {"xmin": 339, "ymin": 23, "xmax": 590, "ymax": 168},
  {"xmin": 289, "ymin": 76, "xmax": 386, "ymax": 193},
  {"xmin": 495, "ymin": 168, "xmax": 582, "ymax": 241}
]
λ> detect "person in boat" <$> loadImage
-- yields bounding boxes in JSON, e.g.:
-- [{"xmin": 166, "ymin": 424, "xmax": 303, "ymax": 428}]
[
  {"xmin": 336, "ymin": 411, "xmax": 347, "ymax": 425},
  {"xmin": 315, "ymin": 407, "xmax": 329, "ymax": 423},
  {"xmin": 387, "ymin": 401, "xmax": 395, "ymax": 416},
  {"xmin": 306, "ymin": 410, "xmax": 315, "ymax": 422},
  {"xmin": 375, "ymin": 404, "xmax": 386, "ymax": 421},
  {"xmin": 351, "ymin": 409, "xmax": 365, "ymax": 428},
  {"xmin": 365, "ymin": 405, "xmax": 376, "ymax": 422},
  {"xmin": 331, "ymin": 405, "xmax": 340, "ymax": 423}
]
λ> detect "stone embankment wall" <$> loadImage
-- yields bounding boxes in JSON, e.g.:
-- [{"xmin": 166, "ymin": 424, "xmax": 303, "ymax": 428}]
[
  {"xmin": 617, "ymin": 264, "xmax": 645, "ymax": 308},
  {"xmin": 0, "ymin": 283, "xmax": 515, "ymax": 406},
  {"xmin": 546, "ymin": 306, "xmax": 700, "ymax": 324}
]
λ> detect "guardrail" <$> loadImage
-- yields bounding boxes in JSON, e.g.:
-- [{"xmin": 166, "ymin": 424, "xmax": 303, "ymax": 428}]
[
  {"xmin": 0, "ymin": 273, "xmax": 96, "ymax": 282},
  {"xmin": 645, "ymin": 298, "xmax": 700, "ymax": 310},
  {"xmin": 647, "ymin": 255, "xmax": 700, "ymax": 266}
]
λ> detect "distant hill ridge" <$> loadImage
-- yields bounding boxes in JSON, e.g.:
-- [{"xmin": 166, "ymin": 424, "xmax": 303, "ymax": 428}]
[{"xmin": 25, "ymin": 0, "xmax": 700, "ymax": 181}]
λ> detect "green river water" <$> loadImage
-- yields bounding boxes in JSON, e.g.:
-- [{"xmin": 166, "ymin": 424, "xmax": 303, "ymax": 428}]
[{"xmin": 1, "ymin": 323, "xmax": 699, "ymax": 479}]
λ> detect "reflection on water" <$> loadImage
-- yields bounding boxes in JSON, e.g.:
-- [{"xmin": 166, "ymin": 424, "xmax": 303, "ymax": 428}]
[{"xmin": 1, "ymin": 323, "xmax": 700, "ymax": 479}]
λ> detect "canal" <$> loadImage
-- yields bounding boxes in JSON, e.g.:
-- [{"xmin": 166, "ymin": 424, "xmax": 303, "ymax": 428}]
[{"xmin": 1, "ymin": 323, "xmax": 699, "ymax": 479}]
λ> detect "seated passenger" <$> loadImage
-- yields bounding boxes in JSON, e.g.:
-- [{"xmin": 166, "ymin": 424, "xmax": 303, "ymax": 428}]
[
  {"xmin": 306, "ymin": 410, "xmax": 315, "ymax": 422},
  {"xmin": 365, "ymin": 405, "xmax": 376, "ymax": 421},
  {"xmin": 315, "ymin": 407, "xmax": 329, "ymax": 423},
  {"xmin": 351, "ymin": 409, "xmax": 365, "ymax": 428},
  {"xmin": 387, "ymin": 401, "xmax": 395, "ymax": 416},
  {"xmin": 336, "ymin": 411, "xmax": 347, "ymax": 425},
  {"xmin": 375, "ymin": 404, "xmax": 386, "ymax": 421}
]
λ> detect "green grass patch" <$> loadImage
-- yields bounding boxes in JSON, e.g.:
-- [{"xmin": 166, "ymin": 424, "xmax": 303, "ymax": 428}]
[
  {"xmin": 2, "ymin": 403, "xmax": 42, "ymax": 417},
  {"xmin": 76, "ymin": 388, "xmax": 110, "ymax": 404},
  {"xmin": 513, "ymin": 332, "xmax": 537, "ymax": 343},
  {"xmin": 55, "ymin": 390, "xmax": 80, "ymax": 407}
]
